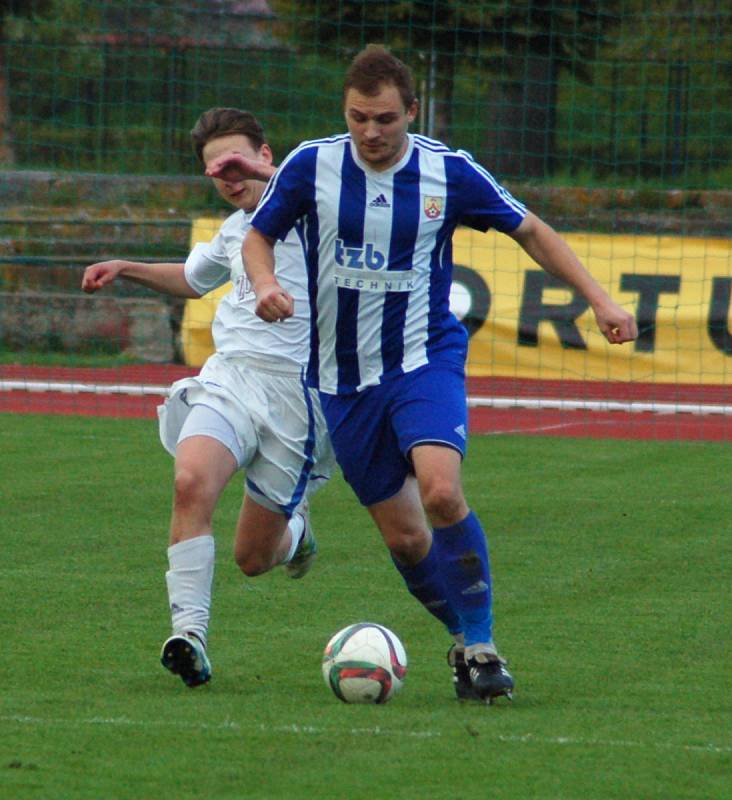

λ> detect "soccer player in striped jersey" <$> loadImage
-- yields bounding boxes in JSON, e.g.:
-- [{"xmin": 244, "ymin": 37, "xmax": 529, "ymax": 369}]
[
  {"xmin": 215, "ymin": 46, "xmax": 637, "ymax": 703},
  {"xmin": 82, "ymin": 108, "xmax": 334, "ymax": 688}
]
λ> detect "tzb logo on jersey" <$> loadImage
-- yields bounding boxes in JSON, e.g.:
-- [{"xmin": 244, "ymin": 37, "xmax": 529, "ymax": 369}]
[
  {"xmin": 334, "ymin": 238, "xmax": 417, "ymax": 293},
  {"xmin": 335, "ymin": 239, "xmax": 386, "ymax": 271}
]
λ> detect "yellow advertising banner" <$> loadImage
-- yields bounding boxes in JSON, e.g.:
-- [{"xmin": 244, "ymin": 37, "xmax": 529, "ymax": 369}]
[
  {"xmin": 183, "ymin": 218, "xmax": 732, "ymax": 384},
  {"xmin": 453, "ymin": 228, "xmax": 732, "ymax": 384},
  {"xmin": 181, "ymin": 218, "xmax": 231, "ymax": 367}
]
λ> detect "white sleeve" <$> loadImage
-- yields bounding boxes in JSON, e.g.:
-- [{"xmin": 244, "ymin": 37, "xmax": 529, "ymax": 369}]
[{"xmin": 184, "ymin": 233, "xmax": 231, "ymax": 295}]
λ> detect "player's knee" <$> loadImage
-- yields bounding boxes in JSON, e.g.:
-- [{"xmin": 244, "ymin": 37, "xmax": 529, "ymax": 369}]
[
  {"xmin": 384, "ymin": 524, "xmax": 431, "ymax": 565},
  {"xmin": 233, "ymin": 548, "xmax": 270, "ymax": 577},
  {"xmin": 389, "ymin": 540, "xmax": 424, "ymax": 565},
  {"xmin": 173, "ymin": 466, "xmax": 210, "ymax": 509},
  {"xmin": 420, "ymin": 479, "xmax": 464, "ymax": 523}
]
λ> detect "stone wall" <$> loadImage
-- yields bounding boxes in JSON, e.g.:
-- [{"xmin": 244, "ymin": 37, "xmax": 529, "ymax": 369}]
[
  {"xmin": 0, "ymin": 171, "xmax": 211, "ymax": 210},
  {"xmin": 0, "ymin": 291, "xmax": 174, "ymax": 362},
  {"xmin": 1, "ymin": 170, "xmax": 729, "ymax": 236}
]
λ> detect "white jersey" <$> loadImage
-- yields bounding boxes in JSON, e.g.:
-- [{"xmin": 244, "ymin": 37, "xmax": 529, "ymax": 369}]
[
  {"xmin": 184, "ymin": 209, "xmax": 310, "ymax": 366},
  {"xmin": 251, "ymin": 133, "xmax": 526, "ymax": 394},
  {"xmin": 160, "ymin": 209, "xmax": 334, "ymax": 514}
]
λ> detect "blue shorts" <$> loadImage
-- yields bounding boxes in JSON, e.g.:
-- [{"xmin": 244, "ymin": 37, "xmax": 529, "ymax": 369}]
[{"xmin": 320, "ymin": 363, "xmax": 468, "ymax": 507}]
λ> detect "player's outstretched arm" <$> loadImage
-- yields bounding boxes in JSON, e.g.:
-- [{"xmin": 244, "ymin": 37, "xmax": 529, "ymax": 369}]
[
  {"xmin": 242, "ymin": 228, "xmax": 294, "ymax": 322},
  {"xmin": 508, "ymin": 212, "xmax": 638, "ymax": 345},
  {"xmin": 81, "ymin": 260, "xmax": 200, "ymax": 298},
  {"xmin": 205, "ymin": 152, "xmax": 277, "ymax": 184}
]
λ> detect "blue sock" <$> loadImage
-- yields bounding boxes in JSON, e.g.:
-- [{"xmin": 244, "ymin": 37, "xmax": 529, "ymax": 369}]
[
  {"xmin": 432, "ymin": 511, "xmax": 493, "ymax": 647},
  {"xmin": 392, "ymin": 542, "xmax": 462, "ymax": 635}
]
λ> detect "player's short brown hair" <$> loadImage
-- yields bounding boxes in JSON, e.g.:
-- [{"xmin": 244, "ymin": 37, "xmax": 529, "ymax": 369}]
[
  {"xmin": 190, "ymin": 107, "xmax": 266, "ymax": 163},
  {"xmin": 343, "ymin": 44, "xmax": 416, "ymax": 109}
]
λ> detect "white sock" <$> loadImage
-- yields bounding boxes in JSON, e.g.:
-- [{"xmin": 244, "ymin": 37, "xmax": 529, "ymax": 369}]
[
  {"xmin": 282, "ymin": 513, "xmax": 305, "ymax": 564},
  {"xmin": 165, "ymin": 534, "xmax": 215, "ymax": 648}
]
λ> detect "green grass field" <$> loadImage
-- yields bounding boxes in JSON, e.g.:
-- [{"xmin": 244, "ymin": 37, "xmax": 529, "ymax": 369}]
[{"xmin": 2, "ymin": 414, "xmax": 730, "ymax": 799}]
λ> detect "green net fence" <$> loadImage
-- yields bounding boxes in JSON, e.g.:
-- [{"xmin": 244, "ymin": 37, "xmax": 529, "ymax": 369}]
[
  {"xmin": 1, "ymin": 0, "xmax": 731, "ymax": 439},
  {"xmin": 4, "ymin": 1, "xmax": 732, "ymax": 183}
]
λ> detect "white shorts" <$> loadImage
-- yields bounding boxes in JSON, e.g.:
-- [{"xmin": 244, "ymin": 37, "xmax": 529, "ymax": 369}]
[{"xmin": 158, "ymin": 352, "xmax": 334, "ymax": 517}]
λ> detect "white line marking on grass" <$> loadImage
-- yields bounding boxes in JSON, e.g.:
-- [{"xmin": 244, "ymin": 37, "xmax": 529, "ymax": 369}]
[
  {"xmin": 1, "ymin": 714, "xmax": 440, "ymax": 740},
  {"xmin": 495, "ymin": 733, "xmax": 731, "ymax": 755},
  {"xmin": 3, "ymin": 714, "xmax": 730, "ymax": 753}
]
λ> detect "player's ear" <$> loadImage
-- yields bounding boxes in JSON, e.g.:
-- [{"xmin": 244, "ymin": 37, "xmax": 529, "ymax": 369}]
[
  {"xmin": 406, "ymin": 99, "xmax": 419, "ymax": 124},
  {"xmin": 259, "ymin": 143, "xmax": 274, "ymax": 165}
]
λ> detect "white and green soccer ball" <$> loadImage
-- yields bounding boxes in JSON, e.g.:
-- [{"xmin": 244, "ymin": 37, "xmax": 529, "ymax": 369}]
[{"xmin": 322, "ymin": 622, "xmax": 408, "ymax": 704}]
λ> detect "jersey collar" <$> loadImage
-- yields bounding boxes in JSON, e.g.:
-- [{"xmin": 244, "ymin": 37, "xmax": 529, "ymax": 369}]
[{"xmin": 348, "ymin": 133, "xmax": 415, "ymax": 176}]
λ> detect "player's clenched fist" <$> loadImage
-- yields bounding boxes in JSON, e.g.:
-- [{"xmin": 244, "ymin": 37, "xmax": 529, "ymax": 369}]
[
  {"xmin": 593, "ymin": 300, "xmax": 638, "ymax": 345},
  {"xmin": 81, "ymin": 260, "xmax": 125, "ymax": 293},
  {"xmin": 254, "ymin": 282, "xmax": 294, "ymax": 322}
]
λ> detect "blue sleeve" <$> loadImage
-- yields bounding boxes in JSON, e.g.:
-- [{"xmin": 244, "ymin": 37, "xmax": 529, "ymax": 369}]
[
  {"xmin": 251, "ymin": 146, "xmax": 317, "ymax": 241},
  {"xmin": 449, "ymin": 151, "xmax": 527, "ymax": 234}
]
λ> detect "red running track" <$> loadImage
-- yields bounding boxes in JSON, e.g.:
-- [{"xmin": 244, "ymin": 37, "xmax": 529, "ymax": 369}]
[{"xmin": 1, "ymin": 364, "xmax": 730, "ymax": 441}]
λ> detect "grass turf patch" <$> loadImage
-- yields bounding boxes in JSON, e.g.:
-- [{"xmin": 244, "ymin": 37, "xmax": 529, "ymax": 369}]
[{"xmin": 1, "ymin": 414, "xmax": 730, "ymax": 799}]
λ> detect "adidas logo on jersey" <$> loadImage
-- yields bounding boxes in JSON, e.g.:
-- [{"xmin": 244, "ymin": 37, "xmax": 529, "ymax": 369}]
[
  {"xmin": 454, "ymin": 424, "xmax": 466, "ymax": 440},
  {"xmin": 369, "ymin": 193, "xmax": 391, "ymax": 208}
]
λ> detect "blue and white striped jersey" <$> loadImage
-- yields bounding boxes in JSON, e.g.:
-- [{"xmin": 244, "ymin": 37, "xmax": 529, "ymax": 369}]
[{"xmin": 251, "ymin": 132, "xmax": 527, "ymax": 394}]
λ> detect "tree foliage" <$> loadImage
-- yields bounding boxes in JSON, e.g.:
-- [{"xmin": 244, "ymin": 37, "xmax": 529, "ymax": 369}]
[
  {"xmin": 611, "ymin": 0, "xmax": 731, "ymax": 62},
  {"xmin": 271, "ymin": 0, "xmax": 619, "ymax": 175},
  {"xmin": 273, "ymin": 0, "xmax": 617, "ymax": 69},
  {"xmin": 2, "ymin": 0, "xmax": 730, "ymax": 181},
  {"xmin": 1, "ymin": 1, "xmax": 52, "ymax": 161}
]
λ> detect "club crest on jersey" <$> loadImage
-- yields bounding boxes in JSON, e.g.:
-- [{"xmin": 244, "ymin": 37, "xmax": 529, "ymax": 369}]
[{"xmin": 423, "ymin": 196, "xmax": 444, "ymax": 219}]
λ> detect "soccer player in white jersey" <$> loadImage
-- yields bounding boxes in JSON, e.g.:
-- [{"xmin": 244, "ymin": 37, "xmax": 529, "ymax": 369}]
[
  {"xmin": 212, "ymin": 46, "xmax": 637, "ymax": 703},
  {"xmin": 81, "ymin": 108, "xmax": 334, "ymax": 688}
]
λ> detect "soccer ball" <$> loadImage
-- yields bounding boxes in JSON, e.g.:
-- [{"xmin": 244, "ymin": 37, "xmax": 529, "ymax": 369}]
[{"xmin": 322, "ymin": 623, "xmax": 408, "ymax": 704}]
